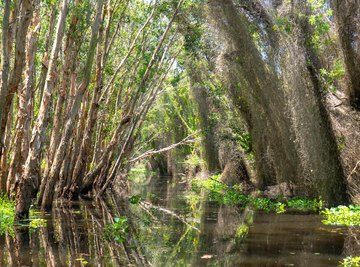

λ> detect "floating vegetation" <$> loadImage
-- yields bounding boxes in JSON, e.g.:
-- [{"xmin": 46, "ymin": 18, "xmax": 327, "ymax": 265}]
[
  {"xmin": 191, "ymin": 176, "xmax": 323, "ymax": 213},
  {"xmin": 286, "ymin": 197, "xmax": 323, "ymax": 212},
  {"xmin": 340, "ymin": 256, "xmax": 360, "ymax": 267},
  {"xmin": 322, "ymin": 205, "xmax": 360, "ymax": 226}
]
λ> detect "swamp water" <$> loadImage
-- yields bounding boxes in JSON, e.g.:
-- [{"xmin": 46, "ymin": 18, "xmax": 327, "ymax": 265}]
[{"xmin": 0, "ymin": 176, "xmax": 358, "ymax": 266}]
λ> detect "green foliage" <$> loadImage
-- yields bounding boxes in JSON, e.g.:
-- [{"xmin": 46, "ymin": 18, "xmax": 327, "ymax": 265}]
[
  {"xmin": 322, "ymin": 205, "xmax": 360, "ymax": 226},
  {"xmin": 128, "ymin": 164, "xmax": 155, "ymax": 183},
  {"xmin": 29, "ymin": 218, "xmax": 47, "ymax": 229},
  {"xmin": 306, "ymin": 0, "xmax": 334, "ymax": 51},
  {"xmin": 286, "ymin": 197, "xmax": 323, "ymax": 212},
  {"xmin": 192, "ymin": 177, "xmax": 323, "ymax": 213},
  {"xmin": 0, "ymin": 197, "xmax": 15, "ymax": 235},
  {"xmin": 235, "ymin": 224, "xmax": 249, "ymax": 243},
  {"xmin": 128, "ymin": 195, "xmax": 143, "ymax": 205},
  {"xmin": 275, "ymin": 203, "xmax": 286, "ymax": 214},
  {"xmin": 104, "ymin": 217, "xmax": 128, "ymax": 243},
  {"xmin": 340, "ymin": 256, "xmax": 360, "ymax": 267},
  {"xmin": 273, "ymin": 16, "xmax": 292, "ymax": 33},
  {"xmin": 191, "ymin": 174, "xmax": 249, "ymax": 207},
  {"xmin": 75, "ymin": 258, "xmax": 89, "ymax": 265},
  {"xmin": 320, "ymin": 60, "xmax": 346, "ymax": 92}
]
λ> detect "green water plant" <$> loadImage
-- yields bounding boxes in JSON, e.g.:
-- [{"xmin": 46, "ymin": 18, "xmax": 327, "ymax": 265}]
[
  {"xmin": 322, "ymin": 205, "xmax": 360, "ymax": 226},
  {"xmin": 235, "ymin": 224, "xmax": 249, "ymax": 243},
  {"xmin": 104, "ymin": 217, "xmax": 128, "ymax": 243},
  {"xmin": 128, "ymin": 195, "xmax": 142, "ymax": 205},
  {"xmin": 275, "ymin": 203, "xmax": 286, "ymax": 214},
  {"xmin": 191, "ymin": 176, "xmax": 323, "ymax": 213},
  {"xmin": 286, "ymin": 197, "xmax": 323, "ymax": 212},
  {"xmin": 340, "ymin": 256, "xmax": 360, "ymax": 267},
  {"xmin": 0, "ymin": 197, "xmax": 15, "ymax": 235},
  {"xmin": 30, "ymin": 218, "xmax": 47, "ymax": 229}
]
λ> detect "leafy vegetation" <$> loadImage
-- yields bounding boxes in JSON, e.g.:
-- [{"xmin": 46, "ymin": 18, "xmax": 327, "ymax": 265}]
[
  {"xmin": 104, "ymin": 217, "xmax": 128, "ymax": 243},
  {"xmin": 0, "ymin": 197, "xmax": 15, "ymax": 235},
  {"xmin": 320, "ymin": 60, "xmax": 346, "ymax": 92},
  {"xmin": 322, "ymin": 205, "xmax": 360, "ymax": 226},
  {"xmin": 340, "ymin": 256, "xmax": 360, "ymax": 267},
  {"xmin": 235, "ymin": 224, "xmax": 249, "ymax": 243},
  {"xmin": 191, "ymin": 175, "xmax": 323, "ymax": 213},
  {"xmin": 29, "ymin": 218, "xmax": 47, "ymax": 229},
  {"xmin": 128, "ymin": 195, "xmax": 143, "ymax": 205}
]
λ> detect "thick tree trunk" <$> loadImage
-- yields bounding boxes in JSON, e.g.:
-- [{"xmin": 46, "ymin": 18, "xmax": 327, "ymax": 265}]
[
  {"xmin": 334, "ymin": 0, "xmax": 360, "ymax": 109},
  {"xmin": 15, "ymin": 0, "xmax": 68, "ymax": 220},
  {"xmin": 207, "ymin": 0, "xmax": 346, "ymax": 204}
]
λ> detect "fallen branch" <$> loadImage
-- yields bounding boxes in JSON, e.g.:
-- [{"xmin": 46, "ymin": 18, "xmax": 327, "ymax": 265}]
[{"xmin": 129, "ymin": 131, "xmax": 200, "ymax": 163}]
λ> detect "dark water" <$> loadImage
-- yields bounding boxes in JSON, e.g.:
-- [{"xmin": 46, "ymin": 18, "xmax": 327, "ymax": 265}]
[{"xmin": 0, "ymin": 176, "xmax": 358, "ymax": 266}]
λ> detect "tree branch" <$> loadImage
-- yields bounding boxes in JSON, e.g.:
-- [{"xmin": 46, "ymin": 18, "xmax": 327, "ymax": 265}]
[{"xmin": 129, "ymin": 131, "xmax": 200, "ymax": 164}]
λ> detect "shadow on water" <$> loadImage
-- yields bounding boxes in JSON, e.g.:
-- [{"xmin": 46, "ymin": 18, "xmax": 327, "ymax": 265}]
[{"xmin": 0, "ymin": 175, "xmax": 359, "ymax": 266}]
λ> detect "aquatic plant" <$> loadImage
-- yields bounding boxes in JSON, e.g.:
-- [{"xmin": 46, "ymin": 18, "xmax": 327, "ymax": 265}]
[
  {"xmin": 340, "ymin": 256, "xmax": 360, "ymax": 267},
  {"xmin": 191, "ymin": 176, "xmax": 323, "ymax": 213},
  {"xmin": 104, "ymin": 217, "xmax": 128, "ymax": 243},
  {"xmin": 275, "ymin": 203, "xmax": 286, "ymax": 214},
  {"xmin": 235, "ymin": 224, "xmax": 249, "ymax": 243},
  {"xmin": 286, "ymin": 197, "xmax": 323, "ymax": 212},
  {"xmin": 30, "ymin": 218, "xmax": 47, "ymax": 229},
  {"xmin": 0, "ymin": 197, "xmax": 15, "ymax": 235},
  {"xmin": 322, "ymin": 205, "xmax": 360, "ymax": 226},
  {"xmin": 128, "ymin": 195, "xmax": 142, "ymax": 205}
]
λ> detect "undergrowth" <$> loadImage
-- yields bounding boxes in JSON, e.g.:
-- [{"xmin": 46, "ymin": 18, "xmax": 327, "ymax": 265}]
[
  {"xmin": 340, "ymin": 256, "xmax": 360, "ymax": 267},
  {"xmin": 322, "ymin": 205, "xmax": 360, "ymax": 226},
  {"xmin": 104, "ymin": 217, "xmax": 128, "ymax": 243},
  {"xmin": 0, "ymin": 197, "xmax": 15, "ymax": 235},
  {"xmin": 191, "ymin": 175, "xmax": 323, "ymax": 213}
]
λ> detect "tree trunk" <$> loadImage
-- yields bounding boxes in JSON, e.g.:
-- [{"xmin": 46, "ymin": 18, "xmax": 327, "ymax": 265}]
[
  {"xmin": 40, "ymin": 0, "xmax": 104, "ymax": 211},
  {"xmin": 69, "ymin": 4, "xmax": 109, "ymax": 198},
  {"xmin": 334, "ymin": 1, "xmax": 360, "ymax": 109},
  {"xmin": 0, "ymin": 0, "xmax": 33, "ymax": 151},
  {"xmin": 15, "ymin": 0, "xmax": 68, "ymax": 220},
  {"xmin": 0, "ymin": 0, "xmax": 11, "ymax": 193},
  {"xmin": 207, "ymin": 0, "xmax": 347, "ymax": 204},
  {"xmin": 7, "ymin": 3, "xmax": 40, "ymax": 198}
]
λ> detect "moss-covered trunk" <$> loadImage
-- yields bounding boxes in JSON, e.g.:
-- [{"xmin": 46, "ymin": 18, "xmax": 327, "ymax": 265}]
[{"xmin": 207, "ymin": 0, "xmax": 347, "ymax": 204}]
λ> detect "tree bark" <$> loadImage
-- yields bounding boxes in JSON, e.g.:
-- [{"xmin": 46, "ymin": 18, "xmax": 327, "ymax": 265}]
[
  {"xmin": 334, "ymin": 0, "xmax": 360, "ymax": 109},
  {"xmin": 0, "ymin": 0, "xmax": 33, "ymax": 150},
  {"xmin": 7, "ymin": 2, "xmax": 40, "ymax": 198},
  {"xmin": 15, "ymin": 0, "xmax": 68, "ymax": 220},
  {"xmin": 0, "ymin": 0, "xmax": 11, "ymax": 193},
  {"xmin": 40, "ymin": 0, "xmax": 104, "ymax": 211}
]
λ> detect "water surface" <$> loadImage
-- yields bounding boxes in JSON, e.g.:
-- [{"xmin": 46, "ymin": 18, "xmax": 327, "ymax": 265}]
[{"xmin": 0, "ymin": 176, "xmax": 358, "ymax": 266}]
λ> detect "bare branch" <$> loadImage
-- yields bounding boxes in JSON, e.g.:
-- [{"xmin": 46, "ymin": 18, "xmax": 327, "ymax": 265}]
[{"xmin": 129, "ymin": 131, "xmax": 200, "ymax": 163}]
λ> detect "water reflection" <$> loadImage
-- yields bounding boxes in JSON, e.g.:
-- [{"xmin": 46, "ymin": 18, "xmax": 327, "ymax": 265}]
[{"xmin": 0, "ymin": 176, "xmax": 359, "ymax": 266}]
